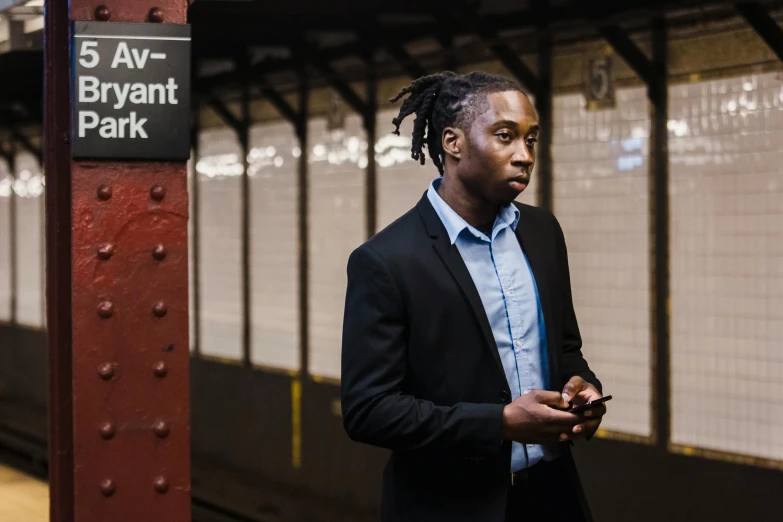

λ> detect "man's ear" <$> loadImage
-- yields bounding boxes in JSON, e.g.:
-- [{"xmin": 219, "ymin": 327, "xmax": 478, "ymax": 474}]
[{"xmin": 442, "ymin": 127, "xmax": 464, "ymax": 161}]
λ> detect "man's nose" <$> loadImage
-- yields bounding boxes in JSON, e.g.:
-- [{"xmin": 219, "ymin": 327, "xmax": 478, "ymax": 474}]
[{"xmin": 510, "ymin": 142, "xmax": 533, "ymax": 166}]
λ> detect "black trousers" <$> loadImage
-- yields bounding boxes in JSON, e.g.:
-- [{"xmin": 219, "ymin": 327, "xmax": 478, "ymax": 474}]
[{"xmin": 505, "ymin": 457, "xmax": 591, "ymax": 522}]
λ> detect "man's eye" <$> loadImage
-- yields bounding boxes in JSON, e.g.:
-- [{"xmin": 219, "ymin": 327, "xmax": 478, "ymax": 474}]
[
  {"xmin": 497, "ymin": 132, "xmax": 512, "ymax": 140},
  {"xmin": 527, "ymin": 138, "xmax": 537, "ymax": 147}
]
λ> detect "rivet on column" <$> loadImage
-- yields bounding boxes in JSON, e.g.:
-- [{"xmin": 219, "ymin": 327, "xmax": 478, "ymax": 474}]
[
  {"xmin": 99, "ymin": 422, "xmax": 115, "ymax": 440},
  {"xmin": 97, "ymin": 185, "xmax": 112, "ymax": 200},
  {"xmin": 152, "ymin": 301, "xmax": 167, "ymax": 317},
  {"xmin": 149, "ymin": 7, "xmax": 164, "ymax": 23},
  {"xmin": 95, "ymin": 5, "xmax": 110, "ymax": 21},
  {"xmin": 152, "ymin": 244, "xmax": 167, "ymax": 261},
  {"xmin": 100, "ymin": 478, "xmax": 116, "ymax": 497},
  {"xmin": 97, "ymin": 243, "xmax": 116, "ymax": 260},
  {"xmin": 97, "ymin": 301, "xmax": 114, "ymax": 318},
  {"xmin": 98, "ymin": 363, "xmax": 115, "ymax": 380},
  {"xmin": 153, "ymin": 361, "xmax": 168, "ymax": 378},
  {"xmin": 152, "ymin": 419, "xmax": 170, "ymax": 438},
  {"xmin": 150, "ymin": 185, "xmax": 166, "ymax": 201},
  {"xmin": 153, "ymin": 476, "xmax": 169, "ymax": 493}
]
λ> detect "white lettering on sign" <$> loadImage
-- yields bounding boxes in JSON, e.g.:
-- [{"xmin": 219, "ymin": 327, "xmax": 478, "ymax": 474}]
[
  {"xmin": 79, "ymin": 111, "xmax": 99, "ymax": 137},
  {"xmin": 78, "ymin": 76, "xmax": 179, "ymax": 109},
  {"xmin": 76, "ymin": 38, "xmax": 180, "ymax": 142},
  {"xmin": 79, "ymin": 110, "xmax": 148, "ymax": 139},
  {"xmin": 111, "ymin": 42, "xmax": 151, "ymax": 69},
  {"xmin": 79, "ymin": 41, "xmax": 100, "ymax": 68}
]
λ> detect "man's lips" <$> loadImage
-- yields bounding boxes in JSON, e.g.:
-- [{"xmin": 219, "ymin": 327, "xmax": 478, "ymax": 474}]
[{"xmin": 508, "ymin": 174, "xmax": 529, "ymax": 190}]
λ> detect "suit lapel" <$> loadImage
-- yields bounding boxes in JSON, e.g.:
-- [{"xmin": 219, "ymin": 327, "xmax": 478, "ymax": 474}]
[
  {"xmin": 417, "ymin": 195, "xmax": 506, "ymax": 377},
  {"xmin": 514, "ymin": 206, "xmax": 558, "ymax": 389}
]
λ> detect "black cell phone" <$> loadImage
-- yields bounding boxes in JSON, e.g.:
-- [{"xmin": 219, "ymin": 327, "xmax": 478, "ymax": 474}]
[{"xmin": 567, "ymin": 395, "xmax": 612, "ymax": 414}]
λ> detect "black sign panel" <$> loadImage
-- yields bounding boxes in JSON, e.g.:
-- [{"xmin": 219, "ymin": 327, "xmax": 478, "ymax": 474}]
[{"xmin": 72, "ymin": 21, "xmax": 191, "ymax": 161}]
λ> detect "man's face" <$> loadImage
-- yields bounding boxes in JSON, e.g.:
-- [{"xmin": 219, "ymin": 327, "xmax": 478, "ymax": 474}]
[{"xmin": 453, "ymin": 90, "xmax": 539, "ymax": 205}]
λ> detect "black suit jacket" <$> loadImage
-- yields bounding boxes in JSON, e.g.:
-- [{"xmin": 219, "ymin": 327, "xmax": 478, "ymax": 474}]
[{"xmin": 341, "ymin": 194, "xmax": 601, "ymax": 522}]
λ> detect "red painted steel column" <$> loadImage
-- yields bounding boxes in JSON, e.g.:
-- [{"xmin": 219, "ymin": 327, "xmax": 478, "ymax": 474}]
[{"xmin": 45, "ymin": 2, "xmax": 191, "ymax": 522}]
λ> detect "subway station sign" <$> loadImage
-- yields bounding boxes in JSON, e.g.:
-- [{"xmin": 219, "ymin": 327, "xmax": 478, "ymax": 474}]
[{"xmin": 72, "ymin": 21, "xmax": 191, "ymax": 161}]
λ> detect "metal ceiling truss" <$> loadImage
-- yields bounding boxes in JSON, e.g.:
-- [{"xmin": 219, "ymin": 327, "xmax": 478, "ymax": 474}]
[
  {"xmin": 302, "ymin": 41, "xmax": 368, "ymax": 116},
  {"xmin": 204, "ymin": 95, "xmax": 243, "ymax": 134},
  {"xmin": 193, "ymin": 0, "xmax": 762, "ymax": 105},
  {"xmin": 597, "ymin": 24, "xmax": 659, "ymax": 89},
  {"xmin": 9, "ymin": 127, "xmax": 42, "ymax": 164},
  {"xmin": 735, "ymin": 2, "xmax": 783, "ymax": 62},
  {"xmin": 3, "ymin": 0, "xmax": 783, "ymax": 134}
]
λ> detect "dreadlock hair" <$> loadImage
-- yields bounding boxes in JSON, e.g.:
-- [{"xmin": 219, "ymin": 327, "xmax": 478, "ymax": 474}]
[{"xmin": 389, "ymin": 71, "xmax": 526, "ymax": 175}]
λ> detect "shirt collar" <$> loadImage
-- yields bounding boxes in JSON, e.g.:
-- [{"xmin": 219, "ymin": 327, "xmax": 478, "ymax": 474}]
[{"xmin": 426, "ymin": 178, "xmax": 520, "ymax": 245}]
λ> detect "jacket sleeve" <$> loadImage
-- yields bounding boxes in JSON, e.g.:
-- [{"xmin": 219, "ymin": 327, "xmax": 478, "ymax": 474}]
[
  {"xmin": 340, "ymin": 244, "xmax": 505, "ymax": 455},
  {"xmin": 552, "ymin": 216, "xmax": 603, "ymax": 394}
]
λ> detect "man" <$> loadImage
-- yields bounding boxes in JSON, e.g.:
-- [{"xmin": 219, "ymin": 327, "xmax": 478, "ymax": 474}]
[{"xmin": 341, "ymin": 71, "xmax": 607, "ymax": 522}]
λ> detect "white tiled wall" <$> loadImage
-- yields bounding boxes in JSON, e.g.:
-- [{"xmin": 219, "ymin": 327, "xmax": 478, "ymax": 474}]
[
  {"xmin": 670, "ymin": 72, "xmax": 783, "ymax": 460},
  {"xmin": 552, "ymin": 88, "xmax": 653, "ymax": 437},
  {"xmin": 0, "ymin": 158, "xmax": 11, "ymax": 322},
  {"xmin": 249, "ymin": 122, "xmax": 300, "ymax": 371},
  {"xmin": 376, "ymin": 108, "xmax": 433, "ymax": 231},
  {"xmin": 308, "ymin": 116, "xmax": 366, "ymax": 379},
  {"xmin": 14, "ymin": 152, "xmax": 44, "ymax": 328},
  {"xmin": 197, "ymin": 128, "xmax": 243, "ymax": 360}
]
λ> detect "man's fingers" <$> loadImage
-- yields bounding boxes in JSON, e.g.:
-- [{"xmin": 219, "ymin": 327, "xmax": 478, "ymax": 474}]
[
  {"xmin": 570, "ymin": 418, "xmax": 601, "ymax": 438},
  {"xmin": 545, "ymin": 407, "xmax": 582, "ymax": 427},
  {"xmin": 561, "ymin": 376, "xmax": 586, "ymax": 403},
  {"xmin": 535, "ymin": 390, "xmax": 570, "ymax": 409},
  {"xmin": 584, "ymin": 419, "xmax": 602, "ymax": 436},
  {"xmin": 582, "ymin": 404, "xmax": 607, "ymax": 419}
]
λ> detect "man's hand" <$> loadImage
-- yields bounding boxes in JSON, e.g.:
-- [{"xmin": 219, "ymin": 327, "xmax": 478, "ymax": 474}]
[
  {"xmin": 561, "ymin": 376, "xmax": 606, "ymax": 440},
  {"xmin": 501, "ymin": 390, "xmax": 582, "ymax": 444}
]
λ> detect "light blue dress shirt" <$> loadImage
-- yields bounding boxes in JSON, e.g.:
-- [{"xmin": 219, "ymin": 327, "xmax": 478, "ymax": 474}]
[{"xmin": 427, "ymin": 178, "xmax": 555, "ymax": 472}]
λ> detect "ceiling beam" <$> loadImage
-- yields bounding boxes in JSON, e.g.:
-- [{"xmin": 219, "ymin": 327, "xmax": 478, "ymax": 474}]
[
  {"xmin": 191, "ymin": 0, "xmax": 743, "ymax": 97},
  {"xmin": 471, "ymin": 12, "xmax": 542, "ymax": 96},
  {"xmin": 259, "ymin": 84, "xmax": 299, "ymax": 125},
  {"xmin": 735, "ymin": 2, "xmax": 783, "ymax": 63},
  {"xmin": 302, "ymin": 44, "xmax": 367, "ymax": 115},
  {"xmin": 384, "ymin": 42, "xmax": 428, "ymax": 79},
  {"xmin": 10, "ymin": 128, "xmax": 42, "ymax": 164},
  {"xmin": 368, "ymin": 21, "xmax": 427, "ymax": 79},
  {"xmin": 0, "ymin": 142, "xmax": 13, "ymax": 163},
  {"xmin": 204, "ymin": 96, "xmax": 243, "ymax": 134},
  {"xmin": 190, "ymin": 0, "xmax": 735, "ymax": 58},
  {"xmin": 188, "ymin": 0, "xmax": 448, "ymax": 19},
  {"xmin": 597, "ymin": 24, "xmax": 657, "ymax": 88}
]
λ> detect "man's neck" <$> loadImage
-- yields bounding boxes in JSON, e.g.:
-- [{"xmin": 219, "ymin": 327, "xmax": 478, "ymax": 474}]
[{"xmin": 437, "ymin": 175, "xmax": 499, "ymax": 228}]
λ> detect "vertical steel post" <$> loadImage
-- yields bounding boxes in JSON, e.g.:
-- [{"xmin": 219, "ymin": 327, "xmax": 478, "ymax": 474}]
[
  {"xmin": 535, "ymin": 18, "xmax": 554, "ymax": 212},
  {"xmin": 650, "ymin": 17, "xmax": 670, "ymax": 449},
  {"xmin": 191, "ymin": 100, "xmax": 202, "ymax": 357},
  {"xmin": 45, "ymin": 3, "xmax": 191, "ymax": 521},
  {"xmin": 240, "ymin": 57, "xmax": 252, "ymax": 367},
  {"xmin": 6, "ymin": 150, "xmax": 17, "ymax": 326},
  {"xmin": 45, "ymin": 0, "xmax": 75, "ymax": 519},
  {"xmin": 296, "ymin": 68, "xmax": 309, "ymax": 378},
  {"xmin": 364, "ymin": 47, "xmax": 377, "ymax": 238}
]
